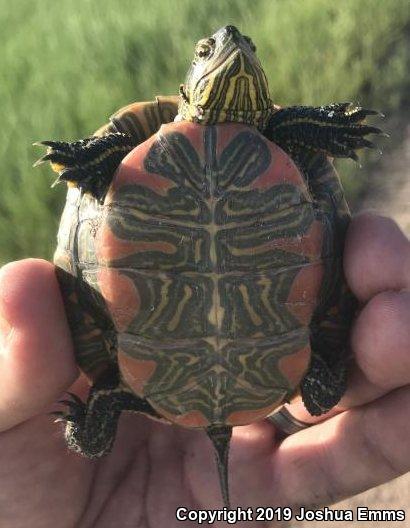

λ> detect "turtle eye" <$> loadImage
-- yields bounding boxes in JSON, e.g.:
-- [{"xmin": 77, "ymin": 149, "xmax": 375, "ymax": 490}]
[
  {"xmin": 195, "ymin": 38, "xmax": 215, "ymax": 60},
  {"xmin": 243, "ymin": 35, "xmax": 257, "ymax": 52}
]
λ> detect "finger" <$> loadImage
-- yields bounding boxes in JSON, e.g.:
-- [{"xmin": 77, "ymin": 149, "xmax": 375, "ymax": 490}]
[
  {"xmin": 273, "ymin": 385, "xmax": 410, "ymax": 508},
  {"xmin": 350, "ymin": 289, "xmax": 410, "ymax": 392},
  {"xmin": 279, "ymin": 215, "xmax": 410, "ymax": 425},
  {"xmin": 282, "ymin": 289, "xmax": 410, "ymax": 424},
  {"xmin": 0, "ymin": 259, "xmax": 77, "ymax": 432},
  {"xmin": 344, "ymin": 213, "xmax": 410, "ymax": 302}
]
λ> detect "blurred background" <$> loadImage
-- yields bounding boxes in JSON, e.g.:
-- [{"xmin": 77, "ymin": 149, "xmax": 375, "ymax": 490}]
[
  {"xmin": 0, "ymin": 0, "xmax": 408, "ymax": 264},
  {"xmin": 0, "ymin": 0, "xmax": 409, "ymax": 523}
]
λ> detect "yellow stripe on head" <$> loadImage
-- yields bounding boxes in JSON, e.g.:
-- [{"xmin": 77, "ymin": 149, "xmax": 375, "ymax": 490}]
[{"xmin": 179, "ymin": 26, "xmax": 271, "ymax": 129}]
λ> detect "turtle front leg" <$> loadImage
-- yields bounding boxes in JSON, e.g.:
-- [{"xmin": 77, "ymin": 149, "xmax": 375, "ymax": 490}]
[
  {"xmin": 264, "ymin": 103, "xmax": 384, "ymax": 163},
  {"xmin": 54, "ymin": 366, "xmax": 159, "ymax": 458},
  {"xmin": 34, "ymin": 133, "xmax": 138, "ymax": 201}
]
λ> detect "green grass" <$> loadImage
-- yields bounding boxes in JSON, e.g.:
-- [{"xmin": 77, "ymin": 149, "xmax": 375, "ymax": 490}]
[{"xmin": 0, "ymin": 0, "xmax": 408, "ymax": 262}]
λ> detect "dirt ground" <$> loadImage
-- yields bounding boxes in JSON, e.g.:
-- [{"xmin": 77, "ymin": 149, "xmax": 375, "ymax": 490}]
[
  {"xmin": 284, "ymin": 125, "xmax": 410, "ymax": 528},
  {"xmin": 360, "ymin": 124, "xmax": 410, "ymax": 235}
]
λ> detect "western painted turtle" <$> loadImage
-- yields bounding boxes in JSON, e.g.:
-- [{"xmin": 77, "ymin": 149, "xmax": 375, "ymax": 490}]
[{"xmin": 35, "ymin": 25, "xmax": 382, "ymax": 507}]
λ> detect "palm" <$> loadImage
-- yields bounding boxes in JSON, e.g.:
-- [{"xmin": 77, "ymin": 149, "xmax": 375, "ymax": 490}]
[{"xmin": 0, "ymin": 214, "xmax": 409, "ymax": 528}]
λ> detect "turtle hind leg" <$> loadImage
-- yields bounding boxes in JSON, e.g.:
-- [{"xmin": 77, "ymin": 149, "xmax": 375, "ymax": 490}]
[
  {"xmin": 34, "ymin": 133, "xmax": 138, "ymax": 201},
  {"xmin": 264, "ymin": 103, "xmax": 385, "ymax": 163},
  {"xmin": 54, "ymin": 366, "xmax": 159, "ymax": 458},
  {"xmin": 301, "ymin": 351, "xmax": 347, "ymax": 416},
  {"xmin": 301, "ymin": 284, "xmax": 356, "ymax": 416}
]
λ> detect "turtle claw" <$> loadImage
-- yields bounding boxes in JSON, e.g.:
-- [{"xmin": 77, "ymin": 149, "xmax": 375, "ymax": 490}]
[
  {"xmin": 52, "ymin": 413, "xmax": 75, "ymax": 424},
  {"xmin": 33, "ymin": 140, "xmax": 67, "ymax": 149},
  {"xmin": 32, "ymin": 153, "xmax": 56, "ymax": 167},
  {"xmin": 53, "ymin": 392, "xmax": 86, "ymax": 426},
  {"xmin": 54, "ymin": 168, "xmax": 81, "ymax": 183},
  {"xmin": 65, "ymin": 391, "xmax": 85, "ymax": 405},
  {"xmin": 358, "ymin": 108, "xmax": 383, "ymax": 117},
  {"xmin": 50, "ymin": 410, "xmax": 77, "ymax": 424},
  {"xmin": 50, "ymin": 410, "xmax": 64, "ymax": 421},
  {"xmin": 33, "ymin": 138, "xmax": 92, "ymax": 177},
  {"xmin": 58, "ymin": 399, "xmax": 76, "ymax": 407},
  {"xmin": 363, "ymin": 139, "xmax": 377, "ymax": 150},
  {"xmin": 58, "ymin": 394, "xmax": 85, "ymax": 412},
  {"xmin": 266, "ymin": 102, "xmax": 386, "ymax": 162},
  {"xmin": 353, "ymin": 125, "xmax": 384, "ymax": 136},
  {"xmin": 35, "ymin": 140, "xmax": 74, "ymax": 149},
  {"xmin": 342, "ymin": 104, "xmax": 383, "ymax": 121},
  {"xmin": 50, "ymin": 176, "xmax": 63, "ymax": 188},
  {"xmin": 34, "ymin": 132, "xmax": 137, "ymax": 200},
  {"xmin": 32, "ymin": 158, "xmax": 46, "ymax": 168}
]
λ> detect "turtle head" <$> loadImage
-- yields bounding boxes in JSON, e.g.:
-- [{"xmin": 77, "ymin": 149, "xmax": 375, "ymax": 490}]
[{"xmin": 178, "ymin": 25, "xmax": 271, "ymax": 128}]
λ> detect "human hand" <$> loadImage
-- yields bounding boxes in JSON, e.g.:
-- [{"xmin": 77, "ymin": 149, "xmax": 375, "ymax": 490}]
[{"xmin": 0, "ymin": 213, "xmax": 408, "ymax": 528}]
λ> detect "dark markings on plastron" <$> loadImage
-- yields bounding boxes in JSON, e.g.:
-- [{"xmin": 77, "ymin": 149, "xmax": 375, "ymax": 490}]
[
  {"xmin": 119, "ymin": 327, "xmax": 309, "ymax": 422},
  {"xmin": 219, "ymin": 267, "xmax": 303, "ymax": 338},
  {"xmin": 86, "ymin": 127, "xmax": 322, "ymax": 422}
]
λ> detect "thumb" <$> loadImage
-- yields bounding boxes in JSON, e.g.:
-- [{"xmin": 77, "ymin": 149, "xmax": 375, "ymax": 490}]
[{"xmin": 0, "ymin": 259, "xmax": 77, "ymax": 431}]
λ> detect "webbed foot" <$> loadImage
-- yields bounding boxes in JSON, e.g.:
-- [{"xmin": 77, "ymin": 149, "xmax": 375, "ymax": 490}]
[
  {"xmin": 265, "ymin": 102, "xmax": 386, "ymax": 163},
  {"xmin": 52, "ymin": 368, "xmax": 159, "ymax": 458},
  {"xmin": 34, "ymin": 133, "xmax": 137, "ymax": 201}
]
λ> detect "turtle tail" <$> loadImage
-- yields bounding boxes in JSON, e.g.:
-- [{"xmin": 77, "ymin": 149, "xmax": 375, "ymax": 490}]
[{"xmin": 206, "ymin": 425, "xmax": 233, "ymax": 508}]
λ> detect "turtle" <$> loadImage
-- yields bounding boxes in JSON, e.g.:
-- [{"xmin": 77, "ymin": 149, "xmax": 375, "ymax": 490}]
[{"xmin": 35, "ymin": 25, "xmax": 383, "ymax": 507}]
